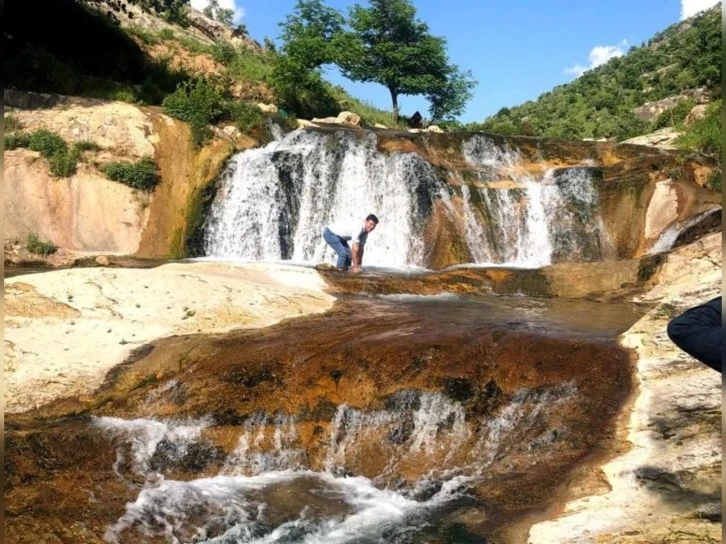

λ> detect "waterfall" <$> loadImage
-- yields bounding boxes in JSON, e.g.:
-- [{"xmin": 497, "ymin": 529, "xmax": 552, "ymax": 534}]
[
  {"xmin": 203, "ymin": 129, "xmax": 606, "ymax": 268},
  {"xmin": 461, "ymin": 135, "xmax": 606, "ymax": 266},
  {"xmin": 96, "ymin": 384, "xmax": 577, "ymax": 543},
  {"xmin": 204, "ymin": 129, "xmax": 446, "ymax": 268}
]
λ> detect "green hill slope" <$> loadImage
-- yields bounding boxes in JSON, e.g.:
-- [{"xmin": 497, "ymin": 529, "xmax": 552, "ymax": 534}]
[{"xmin": 469, "ymin": 5, "xmax": 721, "ymax": 141}]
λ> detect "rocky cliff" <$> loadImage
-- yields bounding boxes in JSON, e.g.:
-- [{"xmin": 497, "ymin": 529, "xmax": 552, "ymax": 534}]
[
  {"xmin": 4, "ymin": 95, "xmax": 720, "ymax": 269},
  {"xmin": 4, "ymin": 92, "xmax": 259, "ymax": 262}
]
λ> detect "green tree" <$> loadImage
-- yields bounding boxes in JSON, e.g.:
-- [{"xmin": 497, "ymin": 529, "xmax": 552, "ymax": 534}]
[
  {"xmin": 270, "ymin": 0, "xmax": 344, "ymax": 117},
  {"xmin": 427, "ymin": 66, "xmax": 476, "ymax": 122},
  {"xmin": 216, "ymin": 7, "xmax": 235, "ymax": 26},
  {"xmin": 339, "ymin": 0, "xmax": 468, "ymax": 123},
  {"xmin": 202, "ymin": 0, "xmax": 218, "ymax": 18}
]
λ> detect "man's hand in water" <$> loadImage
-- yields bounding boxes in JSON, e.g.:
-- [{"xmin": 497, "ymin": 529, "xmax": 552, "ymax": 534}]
[{"xmin": 351, "ymin": 265, "xmax": 361, "ymax": 273}]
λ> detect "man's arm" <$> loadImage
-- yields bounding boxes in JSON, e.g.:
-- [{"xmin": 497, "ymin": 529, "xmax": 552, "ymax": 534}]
[{"xmin": 351, "ymin": 243, "xmax": 363, "ymax": 272}]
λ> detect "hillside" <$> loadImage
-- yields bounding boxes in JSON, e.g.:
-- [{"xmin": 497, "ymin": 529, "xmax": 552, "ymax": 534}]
[
  {"xmin": 4, "ymin": 0, "xmax": 403, "ymax": 130},
  {"xmin": 470, "ymin": 5, "xmax": 721, "ymax": 142}
]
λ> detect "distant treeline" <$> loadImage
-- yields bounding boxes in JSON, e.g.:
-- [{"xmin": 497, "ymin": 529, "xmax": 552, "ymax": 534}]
[{"xmin": 462, "ymin": 6, "xmax": 721, "ymax": 141}]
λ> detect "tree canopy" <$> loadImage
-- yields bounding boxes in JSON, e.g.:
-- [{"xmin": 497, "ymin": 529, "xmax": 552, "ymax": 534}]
[{"xmin": 274, "ymin": 0, "xmax": 475, "ymax": 123}]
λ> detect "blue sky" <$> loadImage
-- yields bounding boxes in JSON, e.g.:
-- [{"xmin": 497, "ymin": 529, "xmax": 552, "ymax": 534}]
[{"xmin": 193, "ymin": 0, "xmax": 720, "ymax": 123}]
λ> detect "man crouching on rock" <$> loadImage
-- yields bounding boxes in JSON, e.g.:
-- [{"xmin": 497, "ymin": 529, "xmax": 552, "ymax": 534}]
[{"xmin": 322, "ymin": 214, "xmax": 379, "ymax": 273}]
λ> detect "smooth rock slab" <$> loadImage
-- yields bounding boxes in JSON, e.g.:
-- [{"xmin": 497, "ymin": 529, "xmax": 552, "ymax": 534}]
[{"xmin": 4, "ymin": 262, "xmax": 335, "ymax": 414}]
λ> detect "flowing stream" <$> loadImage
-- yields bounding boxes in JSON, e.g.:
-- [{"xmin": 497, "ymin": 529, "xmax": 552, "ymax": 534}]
[{"xmin": 59, "ymin": 294, "xmax": 646, "ymax": 544}]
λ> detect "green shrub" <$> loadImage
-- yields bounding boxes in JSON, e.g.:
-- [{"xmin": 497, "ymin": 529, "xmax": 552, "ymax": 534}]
[
  {"xmin": 28, "ymin": 130, "xmax": 67, "ymax": 158},
  {"xmin": 158, "ymin": 28, "xmax": 175, "ymax": 40},
  {"xmin": 227, "ymin": 100, "xmax": 263, "ymax": 133},
  {"xmin": 163, "ymin": 79, "xmax": 225, "ymax": 146},
  {"xmin": 211, "ymin": 43, "xmax": 236, "ymax": 66},
  {"xmin": 5, "ymin": 115, "xmax": 22, "ymax": 132},
  {"xmin": 26, "ymin": 233, "xmax": 57, "ymax": 256},
  {"xmin": 127, "ymin": 25, "xmax": 161, "ymax": 45},
  {"xmin": 5, "ymin": 132, "xmax": 30, "ymax": 149},
  {"xmin": 102, "ymin": 157, "xmax": 160, "ymax": 190},
  {"xmin": 228, "ymin": 50, "xmax": 272, "ymax": 82},
  {"xmin": 675, "ymin": 99, "xmax": 721, "ymax": 160},
  {"xmin": 707, "ymin": 169, "xmax": 722, "ymax": 192},
  {"xmin": 651, "ymin": 98, "xmax": 696, "ymax": 131},
  {"xmin": 49, "ymin": 147, "xmax": 80, "ymax": 177},
  {"xmin": 73, "ymin": 141, "xmax": 101, "ymax": 152}
]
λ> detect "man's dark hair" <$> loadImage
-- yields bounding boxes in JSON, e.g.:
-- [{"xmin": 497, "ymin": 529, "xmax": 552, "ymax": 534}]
[{"xmin": 366, "ymin": 214, "xmax": 379, "ymax": 224}]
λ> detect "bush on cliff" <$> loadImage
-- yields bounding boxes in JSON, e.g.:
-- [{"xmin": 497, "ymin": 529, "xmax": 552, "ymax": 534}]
[
  {"xmin": 675, "ymin": 99, "xmax": 721, "ymax": 161},
  {"xmin": 26, "ymin": 233, "xmax": 58, "ymax": 256},
  {"xmin": 102, "ymin": 157, "xmax": 160, "ymax": 190},
  {"xmin": 28, "ymin": 130, "xmax": 68, "ymax": 158},
  {"xmin": 6, "ymin": 129, "xmax": 83, "ymax": 177},
  {"xmin": 162, "ymin": 78, "xmax": 225, "ymax": 147}
]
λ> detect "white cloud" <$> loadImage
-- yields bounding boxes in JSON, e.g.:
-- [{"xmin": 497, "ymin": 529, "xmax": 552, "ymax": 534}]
[
  {"xmin": 191, "ymin": 0, "xmax": 246, "ymax": 23},
  {"xmin": 565, "ymin": 40, "xmax": 627, "ymax": 77},
  {"xmin": 680, "ymin": 0, "xmax": 720, "ymax": 19}
]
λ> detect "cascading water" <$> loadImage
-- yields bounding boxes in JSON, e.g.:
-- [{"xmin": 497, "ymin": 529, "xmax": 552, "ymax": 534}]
[
  {"xmin": 203, "ymin": 129, "xmax": 608, "ymax": 268},
  {"xmin": 461, "ymin": 136, "xmax": 607, "ymax": 267},
  {"xmin": 204, "ymin": 129, "xmax": 448, "ymax": 268},
  {"xmin": 97, "ymin": 385, "xmax": 576, "ymax": 543}
]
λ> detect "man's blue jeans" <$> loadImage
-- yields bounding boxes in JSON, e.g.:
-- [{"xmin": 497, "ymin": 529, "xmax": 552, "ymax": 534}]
[{"xmin": 323, "ymin": 228, "xmax": 352, "ymax": 269}]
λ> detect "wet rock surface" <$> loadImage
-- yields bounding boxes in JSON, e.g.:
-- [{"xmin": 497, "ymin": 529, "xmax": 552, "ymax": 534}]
[{"xmin": 6, "ymin": 294, "xmax": 640, "ymax": 544}]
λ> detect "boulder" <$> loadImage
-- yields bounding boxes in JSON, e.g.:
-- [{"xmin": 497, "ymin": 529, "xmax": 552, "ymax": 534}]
[
  {"xmin": 621, "ymin": 127, "xmax": 680, "ymax": 149},
  {"xmin": 633, "ymin": 95, "xmax": 690, "ymax": 123},
  {"xmin": 95, "ymin": 255, "xmax": 110, "ymax": 267},
  {"xmin": 297, "ymin": 119, "xmax": 317, "ymax": 128},
  {"xmin": 256, "ymin": 103, "xmax": 278, "ymax": 114},
  {"xmin": 337, "ymin": 111, "xmax": 361, "ymax": 126},
  {"xmin": 684, "ymin": 104, "xmax": 709, "ymax": 126},
  {"xmin": 426, "ymin": 125, "xmax": 444, "ymax": 133},
  {"xmin": 4, "ymin": 89, "xmax": 62, "ymax": 110},
  {"xmin": 374, "ymin": 123, "xmax": 389, "ymax": 129}
]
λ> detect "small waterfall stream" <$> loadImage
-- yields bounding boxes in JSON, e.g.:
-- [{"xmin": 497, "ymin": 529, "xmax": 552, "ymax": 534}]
[
  {"xmin": 204, "ymin": 130, "xmax": 446, "ymax": 267},
  {"xmin": 96, "ymin": 384, "xmax": 576, "ymax": 544},
  {"xmin": 203, "ymin": 129, "xmax": 607, "ymax": 269}
]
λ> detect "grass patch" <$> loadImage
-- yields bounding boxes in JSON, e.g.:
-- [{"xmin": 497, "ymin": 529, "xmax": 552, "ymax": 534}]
[
  {"xmin": 5, "ymin": 132, "xmax": 30, "ymax": 149},
  {"xmin": 675, "ymin": 99, "xmax": 721, "ymax": 160},
  {"xmin": 706, "ymin": 169, "xmax": 721, "ymax": 192},
  {"xmin": 227, "ymin": 101, "xmax": 263, "ymax": 133},
  {"xmin": 158, "ymin": 28, "xmax": 175, "ymax": 41},
  {"xmin": 26, "ymin": 233, "xmax": 58, "ymax": 256},
  {"xmin": 329, "ymin": 85, "xmax": 404, "ymax": 129},
  {"xmin": 5, "ymin": 115, "xmax": 22, "ymax": 132},
  {"xmin": 228, "ymin": 49, "xmax": 272, "ymax": 82},
  {"xmin": 74, "ymin": 141, "xmax": 102, "ymax": 152},
  {"xmin": 102, "ymin": 157, "xmax": 160, "ymax": 190}
]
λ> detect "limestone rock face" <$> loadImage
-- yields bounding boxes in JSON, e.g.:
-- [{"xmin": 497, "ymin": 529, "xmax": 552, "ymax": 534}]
[
  {"xmin": 256, "ymin": 102, "xmax": 278, "ymax": 114},
  {"xmin": 4, "ymin": 150, "xmax": 150, "ymax": 253},
  {"xmin": 528, "ymin": 232, "xmax": 722, "ymax": 544},
  {"xmin": 620, "ymin": 127, "xmax": 680, "ymax": 149},
  {"xmin": 633, "ymin": 95, "xmax": 691, "ymax": 123},
  {"xmin": 4, "ymin": 262, "xmax": 335, "ymax": 414},
  {"xmin": 4, "ymin": 93, "xmax": 252, "ymax": 260}
]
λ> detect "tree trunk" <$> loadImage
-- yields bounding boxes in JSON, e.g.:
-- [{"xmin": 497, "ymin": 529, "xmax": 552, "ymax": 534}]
[{"xmin": 389, "ymin": 87, "xmax": 399, "ymax": 124}]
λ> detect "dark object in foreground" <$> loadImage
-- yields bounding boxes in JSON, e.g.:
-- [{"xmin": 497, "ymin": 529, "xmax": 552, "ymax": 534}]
[{"xmin": 667, "ymin": 297, "xmax": 722, "ymax": 372}]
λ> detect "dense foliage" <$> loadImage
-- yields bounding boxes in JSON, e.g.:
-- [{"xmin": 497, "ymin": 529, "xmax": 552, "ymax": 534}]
[
  {"xmin": 26, "ymin": 233, "xmax": 58, "ymax": 256},
  {"xmin": 102, "ymin": 157, "xmax": 160, "ymax": 190},
  {"xmin": 274, "ymin": 0, "xmax": 475, "ymax": 123},
  {"xmin": 470, "ymin": 6, "xmax": 721, "ymax": 140},
  {"xmin": 675, "ymin": 99, "xmax": 721, "ymax": 162}
]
